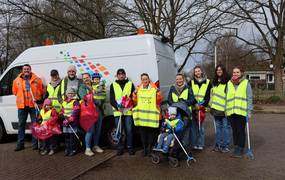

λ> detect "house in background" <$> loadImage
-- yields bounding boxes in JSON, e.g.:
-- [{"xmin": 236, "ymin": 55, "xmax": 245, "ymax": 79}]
[{"xmin": 245, "ymin": 61, "xmax": 285, "ymax": 90}]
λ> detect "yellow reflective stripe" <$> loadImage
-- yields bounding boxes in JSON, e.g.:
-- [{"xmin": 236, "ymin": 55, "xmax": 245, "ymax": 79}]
[
  {"xmin": 212, "ymin": 93, "xmax": 226, "ymax": 100},
  {"xmin": 132, "ymin": 109, "xmax": 160, "ymax": 115}
]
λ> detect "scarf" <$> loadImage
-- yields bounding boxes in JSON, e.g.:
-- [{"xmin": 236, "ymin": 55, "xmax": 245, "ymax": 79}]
[
  {"xmin": 175, "ymin": 83, "xmax": 186, "ymax": 95},
  {"xmin": 231, "ymin": 75, "xmax": 245, "ymax": 85},
  {"xmin": 50, "ymin": 79, "xmax": 61, "ymax": 88}
]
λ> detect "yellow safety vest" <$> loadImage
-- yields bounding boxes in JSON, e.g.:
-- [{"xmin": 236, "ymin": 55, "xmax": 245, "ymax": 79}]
[
  {"xmin": 40, "ymin": 109, "xmax": 52, "ymax": 122},
  {"xmin": 210, "ymin": 84, "xmax": 226, "ymax": 111},
  {"xmin": 62, "ymin": 100, "xmax": 75, "ymax": 117},
  {"xmin": 47, "ymin": 83, "xmax": 61, "ymax": 112},
  {"xmin": 165, "ymin": 119, "xmax": 179, "ymax": 128},
  {"xmin": 191, "ymin": 79, "xmax": 210, "ymax": 103},
  {"xmin": 92, "ymin": 84, "xmax": 106, "ymax": 100},
  {"xmin": 171, "ymin": 88, "xmax": 192, "ymax": 112},
  {"xmin": 226, "ymin": 80, "xmax": 248, "ymax": 117},
  {"xmin": 133, "ymin": 87, "xmax": 160, "ymax": 128},
  {"xmin": 112, "ymin": 81, "xmax": 132, "ymax": 117}
]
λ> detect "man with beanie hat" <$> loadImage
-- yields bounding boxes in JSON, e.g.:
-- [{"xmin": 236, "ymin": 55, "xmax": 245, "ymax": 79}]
[
  {"xmin": 58, "ymin": 65, "xmax": 82, "ymax": 103},
  {"xmin": 110, "ymin": 68, "xmax": 135, "ymax": 156}
]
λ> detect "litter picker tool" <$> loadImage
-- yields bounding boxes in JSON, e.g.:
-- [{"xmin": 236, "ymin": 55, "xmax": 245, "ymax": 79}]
[
  {"xmin": 69, "ymin": 124, "xmax": 83, "ymax": 146},
  {"xmin": 245, "ymin": 115, "xmax": 254, "ymax": 160},
  {"xmin": 172, "ymin": 130, "xmax": 196, "ymax": 166}
]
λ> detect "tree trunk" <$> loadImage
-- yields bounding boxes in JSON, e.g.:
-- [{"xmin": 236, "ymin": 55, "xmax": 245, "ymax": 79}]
[{"xmin": 273, "ymin": 55, "xmax": 284, "ymax": 95}]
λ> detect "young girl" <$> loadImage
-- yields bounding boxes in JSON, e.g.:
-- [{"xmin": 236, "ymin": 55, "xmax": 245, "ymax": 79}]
[
  {"xmin": 38, "ymin": 98, "xmax": 59, "ymax": 155},
  {"xmin": 61, "ymin": 87, "xmax": 80, "ymax": 156}
]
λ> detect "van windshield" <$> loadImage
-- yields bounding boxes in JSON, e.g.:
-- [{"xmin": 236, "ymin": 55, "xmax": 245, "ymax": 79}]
[{"xmin": 0, "ymin": 66, "xmax": 22, "ymax": 96}]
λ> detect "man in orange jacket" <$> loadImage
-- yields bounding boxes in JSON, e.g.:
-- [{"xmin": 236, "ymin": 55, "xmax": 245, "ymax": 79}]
[{"xmin": 12, "ymin": 64, "xmax": 44, "ymax": 151}]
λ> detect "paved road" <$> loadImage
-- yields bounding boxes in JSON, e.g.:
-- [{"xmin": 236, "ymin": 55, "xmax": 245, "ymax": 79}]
[{"xmin": 78, "ymin": 113, "xmax": 285, "ymax": 180}]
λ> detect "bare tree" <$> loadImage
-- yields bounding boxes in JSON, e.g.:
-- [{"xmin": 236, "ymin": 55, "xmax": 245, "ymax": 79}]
[
  {"xmin": 4, "ymin": 0, "xmax": 119, "ymax": 41},
  {"xmin": 216, "ymin": 0, "xmax": 285, "ymax": 93},
  {"xmin": 115, "ymin": 0, "xmax": 236, "ymax": 72}
]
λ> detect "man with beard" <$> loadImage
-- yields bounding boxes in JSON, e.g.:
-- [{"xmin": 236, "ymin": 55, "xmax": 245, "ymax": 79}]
[{"xmin": 13, "ymin": 64, "xmax": 44, "ymax": 151}]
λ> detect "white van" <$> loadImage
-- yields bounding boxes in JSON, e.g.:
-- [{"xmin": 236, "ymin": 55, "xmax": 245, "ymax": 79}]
[{"xmin": 0, "ymin": 34, "xmax": 176, "ymax": 145}]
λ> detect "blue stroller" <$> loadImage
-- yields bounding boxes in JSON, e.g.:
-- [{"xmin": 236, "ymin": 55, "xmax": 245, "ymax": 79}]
[{"xmin": 151, "ymin": 102, "xmax": 196, "ymax": 167}]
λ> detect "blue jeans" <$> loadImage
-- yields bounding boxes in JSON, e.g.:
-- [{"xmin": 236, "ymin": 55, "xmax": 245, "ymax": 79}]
[
  {"xmin": 17, "ymin": 107, "xmax": 37, "ymax": 147},
  {"xmin": 157, "ymin": 133, "xmax": 174, "ymax": 149},
  {"xmin": 115, "ymin": 115, "xmax": 133, "ymax": 149},
  {"xmin": 85, "ymin": 124, "xmax": 95, "ymax": 149},
  {"xmin": 191, "ymin": 118, "xmax": 205, "ymax": 147},
  {"xmin": 94, "ymin": 108, "xmax": 103, "ymax": 146},
  {"xmin": 214, "ymin": 116, "xmax": 231, "ymax": 148}
]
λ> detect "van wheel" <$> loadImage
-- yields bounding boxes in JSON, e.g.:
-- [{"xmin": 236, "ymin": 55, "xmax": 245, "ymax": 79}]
[{"xmin": 0, "ymin": 120, "xmax": 6, "ymax": 143}]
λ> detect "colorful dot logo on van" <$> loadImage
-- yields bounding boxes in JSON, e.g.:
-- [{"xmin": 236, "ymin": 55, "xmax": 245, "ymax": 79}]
[{"xmin": 60, "ymin": 51, "xmax": 110, "ymax": 78}]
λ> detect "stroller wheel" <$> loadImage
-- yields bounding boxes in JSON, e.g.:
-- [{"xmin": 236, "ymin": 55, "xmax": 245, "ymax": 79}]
[
  {"xmin": 151, "ymin": 153, "xmax": 160, "ymax": 164},
  {"xmin": 169, "ymin": 157, "xmax": 179, "ymax": 168}
]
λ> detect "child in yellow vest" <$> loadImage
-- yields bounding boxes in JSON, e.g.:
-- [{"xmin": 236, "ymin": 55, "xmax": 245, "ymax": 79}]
[
  {"xmin": 61, "ymin": 87, "xmax": 80, "ymax": 156},
  {"xmin": 38, "ymin": 98, "xmax": 59, "ymax": 156},
  {"xmin": 153, "ymin": 107, "xmax": 184, "ymax": 153}
]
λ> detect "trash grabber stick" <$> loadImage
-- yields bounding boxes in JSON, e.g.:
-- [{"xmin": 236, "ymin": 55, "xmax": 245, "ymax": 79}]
[
  {"xmin": 69, "ymin": 124, "xmax": 83, "ymax": 146},
  {"xmin": 173, "ymin": 131, "xmax": 196, "ymax": 165},
  {"xmin": 114, "ymin": 115, "xmax": 122, "ymax": 142},
  {"xmin": 198, "ymin": 110, "xmax": 201, "ymax": 131},
  {"xmin": 246, "ymin": 115, "xmax": 254, "ymax": 160},
  {"xmin": 28, "ymin": 84, "xmax": 40, "ymax": 116},
  {"xmin": 212, "ymin": 115, "xmax": 216, "ymax": 134}
]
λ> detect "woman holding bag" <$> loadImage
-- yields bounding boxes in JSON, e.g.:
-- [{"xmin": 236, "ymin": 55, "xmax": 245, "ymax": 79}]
[{"xmin": 189, "ymin": 65, "xmax": 212, "ymax": 150}]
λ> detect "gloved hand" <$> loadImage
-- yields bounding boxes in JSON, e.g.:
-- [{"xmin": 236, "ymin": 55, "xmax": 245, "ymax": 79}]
[
  {"xmin": 63, "ymin": 119, "xmax": 69, "ymax": 126},
  {"xmin": 36, "ymin": 118, "xmax": 43, "ymax": 124}
]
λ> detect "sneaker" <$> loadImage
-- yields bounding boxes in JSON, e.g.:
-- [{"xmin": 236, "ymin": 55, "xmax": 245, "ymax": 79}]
[
  {"xmin": 197, "ymin": 146, "xmax": 204, "ymax": 150},
  {"xmin": 212, "ymin": 146, "xmax": 221, "ymax": 152},
  {"xmin": 14, "ymin": 146, "xmax": 25, "ymax": 152},
  {"xmin": 40, "ymin": 150, "xmax": 48, "ymax": 155},
  {"xmin": 221, "ymin": 147, "xmax": 230, "ymax": 153},
  {"xmin": 117, "ymin": 149, "xmax": 124, "ymax": 156},
  {"xmin": 93, "ymin": 146, "xmax": 104, "ymax": 153},
  {"xmin": 193, "ymin": 146, "xmax": 198, "ymax": 150},
  {"xmin": 48, "ymin": 150, "xmax": 55, "ymax": 156},
  {"xmin": 68, "ymin": 150, "xmax": 77, "ymax": 157},
  {"xmin": 85, "ymin": 148, "xmax": 95, "ymax": 156},
  {"xmin": 128, "ymin": 149, "xmax": 135, "ymax": 155},
  {"xmin": 231, "ymin": 147, "xmax": 242, "ymax": 158}
]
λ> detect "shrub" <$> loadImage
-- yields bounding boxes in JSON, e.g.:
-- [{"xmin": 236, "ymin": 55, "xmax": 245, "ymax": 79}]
[{"xmin": 265, "ymin": 96, "xmax": 282, "ymax": 104}]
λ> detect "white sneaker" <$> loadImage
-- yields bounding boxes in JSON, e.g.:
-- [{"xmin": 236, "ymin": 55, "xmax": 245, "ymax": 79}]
[
  {"xmin": 93, "ymin": 146, "xmax": 104, "ymax": 153},
  {"xmin": 193, "ymin": 146, "xmax": 198, "ymax": 150},
  {"xmin": 85, "ymin": 148, "xmax": 95, "ymax": 156},
  {"xmin": 197, "ymin": 146, "xmax": 204, "ymax": 150}
]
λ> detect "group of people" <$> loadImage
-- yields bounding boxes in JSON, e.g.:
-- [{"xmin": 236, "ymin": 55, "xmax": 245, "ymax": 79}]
[{"xmin": 12, "ymin": 63, "xmax": 252, "ymax": 159}]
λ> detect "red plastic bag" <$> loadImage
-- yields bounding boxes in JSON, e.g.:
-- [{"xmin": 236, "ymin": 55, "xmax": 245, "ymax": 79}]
[
  {"xmin": 121, "ymin": 95, "xmax": 134, "ymax": 109},
  {"xmin": 80, "ymin": 93, "xmax": 99, "ymax": 132},
  {"xmin": 196, "ymin": 107, "xmax": 206, "ymax": 125},
  {"xmin": 31, "ymin": 121, "xmax": 62, "ymax": 140}
]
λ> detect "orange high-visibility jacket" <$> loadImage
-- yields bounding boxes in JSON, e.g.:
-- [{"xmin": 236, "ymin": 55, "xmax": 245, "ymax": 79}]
[{"xmin": 12, "ymin": 72, "xmax": 44, "ymax": 109}]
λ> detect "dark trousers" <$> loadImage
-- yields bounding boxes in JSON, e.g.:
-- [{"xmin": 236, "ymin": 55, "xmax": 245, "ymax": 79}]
[
  {"xmin": 139, "ymin": 127, "xmax": 157, "ymax": 151},
  {"xmin": 228, "ymin": 114, "xmax": 246, "ymax": 148},
  {"xmin": 64, "ymin": 133, "xmax": 78, "ymax": 153},
  {"xmin": 41, "ymin": 136, "xmax": 57, "ymax": 151},
  {"xmin": 17, "ymin": 107, "xmax": 37, "ymax": 148}
]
